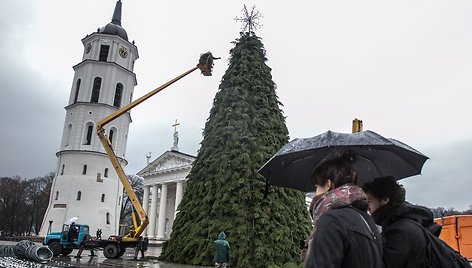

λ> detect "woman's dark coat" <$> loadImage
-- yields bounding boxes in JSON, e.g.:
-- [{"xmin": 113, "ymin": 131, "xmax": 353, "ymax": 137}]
[{"xmin": 304, "ymin": 203, "xmax": 383, "ymax": 268}]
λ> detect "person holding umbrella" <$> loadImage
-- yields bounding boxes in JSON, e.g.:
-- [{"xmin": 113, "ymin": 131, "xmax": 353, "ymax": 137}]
[
  {"xmin": 304, "ymin": 151, "xmax": 383, "ymax": 268},
  {"xmin": 362, "ymin": 176, "xmax": 441, "ymax": 268}
]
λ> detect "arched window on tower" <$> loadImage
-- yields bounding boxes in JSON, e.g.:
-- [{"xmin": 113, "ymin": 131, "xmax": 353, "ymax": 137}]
[
  {"xmin": 106, "ymin": 213, "xmax": 110, "ymax": 224},
  {"xmin": 109, "ymin": 128, "xmax": 117, "ymax": 146},
  {"xmin": 99, "ymin": 45, "xmax": 110, "ymax": 61},
  {"xmin": 55, "ymin": 191, "xmax": 59, "ymax": 200},
  {"xmin": 113, "ymin": 83, "xmax": 123, "ymax": 108},
  {"xmin": 74, "ymin": 79, "xmax": 81, "ymax": 103},
  {"xmin": 83, "ymin": 122, "xmax": 94, "ymax": 145},
  {"xmin": 91, "ymin": 77, "xmax": 102, "ymax": 103},
  {"xmin": 61, "ymin": 164, "xmax": 65, "ymax": 175},
  {"xmin": 104, "ymin": 168, "xmax": 109, "ymax": 178},
  {"xmin": 64, "ymin": 124, "xmax": 72, "ymax": 147},
  {"xmin": 77, "ymin": 191, "xmax": 82, "ymax": 201},
  {"xmin": 82, "ymin": 165, "xmax": 87, "ymax": 175},
  {"xmin": 124, "ymin": 134, "xmax": 128, "ymax": 156},
  {"xmin": 101, "ymin": 194, "xmax": 105, "ymax": 202}
]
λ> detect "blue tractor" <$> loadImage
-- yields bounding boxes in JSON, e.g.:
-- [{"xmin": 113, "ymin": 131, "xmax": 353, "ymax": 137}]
[{"xmin": 43, "ymin": 223, "xmax": 92, "ymax": 256}]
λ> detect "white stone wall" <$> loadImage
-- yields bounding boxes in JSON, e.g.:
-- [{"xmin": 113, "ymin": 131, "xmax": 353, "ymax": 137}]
[
  {"xmin": 40, "ymin": 152, "xmax": 124, "ymax": 237},
  {"xmin": 60, "ymin": 104, "xmax": 130, "ymax": 158}
]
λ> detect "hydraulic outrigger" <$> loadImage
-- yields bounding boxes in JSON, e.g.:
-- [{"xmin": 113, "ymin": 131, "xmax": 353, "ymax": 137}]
[{"xmin": 94, "ymin": 52, "xmax": 216, "ymax": 258}]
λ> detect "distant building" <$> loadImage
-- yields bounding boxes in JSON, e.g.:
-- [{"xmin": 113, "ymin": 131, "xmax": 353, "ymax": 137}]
[{"xmin": 40, "ymin": 0, "xmax": 138, "ymax": 238}]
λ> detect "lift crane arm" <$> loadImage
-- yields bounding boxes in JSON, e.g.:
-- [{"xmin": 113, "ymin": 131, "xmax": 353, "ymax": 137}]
[{"xmin": 96, "ymin": 52, "xmax": 216, "ymax": 240}]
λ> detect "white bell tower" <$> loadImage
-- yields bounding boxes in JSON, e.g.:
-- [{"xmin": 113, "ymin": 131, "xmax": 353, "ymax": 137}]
[{"xmin": 40, "ymin": 0, "xmax": 138, "ymax": 238}]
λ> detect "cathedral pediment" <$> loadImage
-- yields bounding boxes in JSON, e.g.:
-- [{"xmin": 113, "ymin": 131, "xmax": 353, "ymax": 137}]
[{"xmin": 137, "ymin": 150, "xmax": 195, "ymax": 177}]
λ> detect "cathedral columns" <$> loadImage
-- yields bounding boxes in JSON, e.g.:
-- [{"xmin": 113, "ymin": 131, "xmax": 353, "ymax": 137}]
[
  {"xmin": 148, "ymin": 185, "xmax": 159, "ymax": 238},
  {"xmin": 142, "ymin": 185, "xmax": 150, "ymax": 236},
  {"xmin": 145, "ymin": 181, "xmax": 185, "ymax": 240},
  {"xmin": 156, "ymin": 183, "xmax": 168, "ymax": 240},
  {"xmin": 174, "ymin": 181, "xmax": 184, "ymax": 217},
  {"xmin": 138, "ymin": 149, "xmax": 195, "ymax": 243}
]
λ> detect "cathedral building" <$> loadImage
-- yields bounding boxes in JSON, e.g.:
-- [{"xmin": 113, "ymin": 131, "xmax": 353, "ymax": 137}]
[
  {"xmin": 40, "ymin": 0, "xmax": 138, "ymax": 238},
  {"xmin": 137, "ymin": 126, "xmax": 195, "ymax": 242}
]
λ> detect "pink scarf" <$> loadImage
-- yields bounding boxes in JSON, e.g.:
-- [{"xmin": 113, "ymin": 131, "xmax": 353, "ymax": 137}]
[{"xmin": 310, "ymin": 184, "xmax": 367, "ymax": 228}]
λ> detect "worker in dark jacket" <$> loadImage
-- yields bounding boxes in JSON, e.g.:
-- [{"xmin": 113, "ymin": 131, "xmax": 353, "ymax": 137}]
[
  {"xmin": 214, "ymin": 231, "xmax": 230, "ymax": 268},
  {"xmin": 363, "ymin": 176, "xmax": 440, "ymax": 268},
  {"xmin": 304, "ymin": 151, "xmax": 383, "ymax": 268}
]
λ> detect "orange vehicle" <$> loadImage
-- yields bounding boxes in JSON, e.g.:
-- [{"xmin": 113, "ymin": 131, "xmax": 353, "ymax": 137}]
[{"xmin": 434, "ymin": 215, "xmax": 472, "ymax": 260}]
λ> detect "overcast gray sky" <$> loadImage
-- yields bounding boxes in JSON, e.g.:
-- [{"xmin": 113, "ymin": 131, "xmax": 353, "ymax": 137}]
[{"xmin": 0, "ymin": 0, "xmax": 471, "ymax": 210}]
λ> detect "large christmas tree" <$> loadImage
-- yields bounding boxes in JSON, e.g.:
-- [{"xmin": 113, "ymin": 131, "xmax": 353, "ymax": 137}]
[{"xmin": 158, "ymin": 26, "xmax": 311, "ymax": 268}]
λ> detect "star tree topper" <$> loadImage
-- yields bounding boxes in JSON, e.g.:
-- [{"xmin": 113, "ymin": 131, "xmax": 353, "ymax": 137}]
[{"xmin": 235, "ymin": 5, "xmax": 263, "ymax": 33}]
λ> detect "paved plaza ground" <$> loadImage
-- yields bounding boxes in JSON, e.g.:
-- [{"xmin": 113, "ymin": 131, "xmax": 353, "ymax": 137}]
[{"xmin": 0, "ymin": 240, "xmax": 209, "ymax": 268}]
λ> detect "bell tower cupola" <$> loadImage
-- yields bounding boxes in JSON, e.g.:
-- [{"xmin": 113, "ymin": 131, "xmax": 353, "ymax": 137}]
[{"xmin": 99, "ymin": 0, "xmax": 128, "ymax": 41}]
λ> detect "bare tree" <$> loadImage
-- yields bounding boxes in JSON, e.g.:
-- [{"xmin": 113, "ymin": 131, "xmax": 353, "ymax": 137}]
[
  {"xmin": 0, "ymin": 176, "xmax": 28, "ymax": 235},
  {"xmin": 120, "ymin": 175, "xmax": 144, "ymax": 225},
  {"xmin": 24, "ymin": 172, "xmax": 54, "ymax": 234},
  {"xmin": 430, "ymin": 206, "xmax": 471, "ymax": 218},
  {"xmin": 0, "ymin": 173, "xmax": 53, "ymax": 236}
]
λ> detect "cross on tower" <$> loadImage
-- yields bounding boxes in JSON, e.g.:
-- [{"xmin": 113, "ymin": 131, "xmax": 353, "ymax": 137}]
[
  {"xmin": 172, "ymin": 119, "xmax": 180, "ymax": 133},
  {"xmin": 235, "ymin": 5, "xmax": 263, "ymax": 33}
]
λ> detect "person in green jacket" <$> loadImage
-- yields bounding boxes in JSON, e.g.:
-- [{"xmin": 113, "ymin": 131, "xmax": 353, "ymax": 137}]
[{"xmin": 214, "ymin": 231, "xmax": 230, "ymax": 268}]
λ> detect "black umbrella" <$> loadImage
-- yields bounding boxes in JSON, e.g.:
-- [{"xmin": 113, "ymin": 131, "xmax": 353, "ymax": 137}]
[{"xmin": 258, "ymin": 130, "xmax": 428, "ymax": 192}]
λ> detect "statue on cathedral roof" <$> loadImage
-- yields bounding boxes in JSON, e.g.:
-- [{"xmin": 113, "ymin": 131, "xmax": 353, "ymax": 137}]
[{"xmin": 171, "ymin": 119, "xmax": 180, "ymax": 151}]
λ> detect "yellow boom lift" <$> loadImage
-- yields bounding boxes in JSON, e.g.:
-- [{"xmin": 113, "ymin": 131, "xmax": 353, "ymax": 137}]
[{"xmin": 94, "ymin": 52, "xmax": 216, "ymax": 258}]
